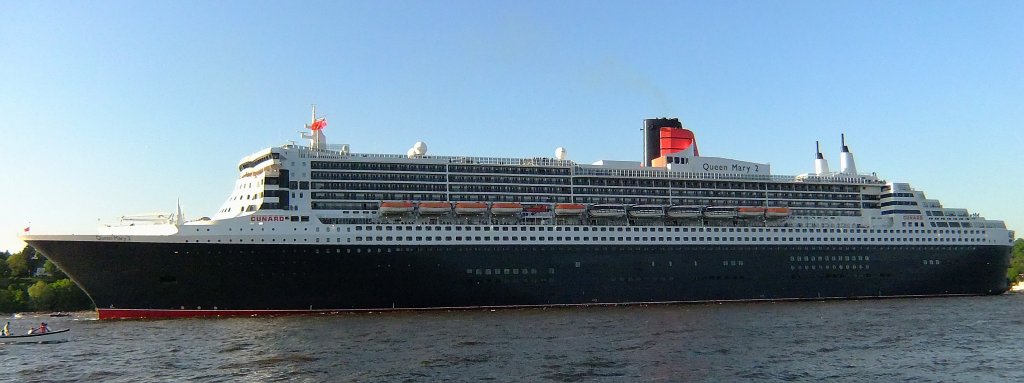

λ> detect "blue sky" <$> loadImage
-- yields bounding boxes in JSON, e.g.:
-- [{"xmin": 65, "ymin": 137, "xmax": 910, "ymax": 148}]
[{"xmin": 1, "ymin": 1, "xmax": 1021, "ymax": 252}]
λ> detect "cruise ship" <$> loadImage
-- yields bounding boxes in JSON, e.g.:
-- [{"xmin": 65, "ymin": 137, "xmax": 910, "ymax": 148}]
[{"xmin": 21, "ymin": 109, "xmax": 1015, "ymax": 319}]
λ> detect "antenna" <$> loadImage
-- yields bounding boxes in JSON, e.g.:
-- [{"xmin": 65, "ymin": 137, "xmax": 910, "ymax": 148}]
[
  {"xmin": 841, "ymin": 133, "xmax": 849, "ymax": 152},
  {"xmin": 175, "ymin": 198, "xmax": 184, "ymax": 225},
  {"xmin": 816, "ymin": 141, "xmax": 823, "ymax": 159}
]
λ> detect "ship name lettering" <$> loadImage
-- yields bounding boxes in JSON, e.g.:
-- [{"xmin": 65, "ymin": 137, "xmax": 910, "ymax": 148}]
[
  {"xmin": 702, "ymin": 163, "xmax": 729, "ymax": 172},
  {"xmin": 95, "ymin": 235, "xmax": 130, "ymax": 242},
  {"xmin": 251, "ymin": 215, "xmax": 287, "ymax": 222},
  {"xmin": 730, "ymin": 164, "xmax": 751, "ymax": 173}
]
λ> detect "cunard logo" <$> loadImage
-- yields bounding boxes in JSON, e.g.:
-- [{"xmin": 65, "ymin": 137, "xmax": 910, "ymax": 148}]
[{"xmin": 251, "ymin": 215, "xmax": 287, "ymax": 222}]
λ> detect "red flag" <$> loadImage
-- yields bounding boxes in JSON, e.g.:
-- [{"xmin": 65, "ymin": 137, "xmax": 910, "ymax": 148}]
[
  {"xmin": 310, "ymin": 118, "xmax": 327, "ymax": 131},
  {"xmin": 23, "ymin": 227, "xmax": 30, "ymax": 232}
]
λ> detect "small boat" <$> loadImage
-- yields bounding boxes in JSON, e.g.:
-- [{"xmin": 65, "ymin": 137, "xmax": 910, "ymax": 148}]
[
  {"xmin": 765, "ymin": 207, "xmax": 791, "ymax": 218},
  {"xmin": 667, "ymin": 205, "xmax": 702, "ymax": 218},
  {"xmin": 48, "ymin": 312, "xmax": 71, "ymax": 317},
  {"xmin": 703, "ymin": 206, "xmax": 737, "ymax": 219},
  {"xmin": 0, "ymin": 329, "xmax": 70, "ymax": 344},
  {"xmin": 524, "ymin": 204, "xmax": 550, "ymax": 213},
  {"xmin": 737, "ymin": 207, "xmax": 766, "ymax": 218},
  {"xmin": 454, "ymin": 202, "xmax": 488, "ymax": 215},
  {"xmin": 589, "ymin": 204, "xmax": 626, "ymax": 218},
  {"xmin": 554, "ymin": 203, "xmax": 586, "ymax": 216},
  {"xmin": 628, "ymin": 205, "xmax": 664, "ymax": 218},
  {"xmin": 418, "ymin": 202, "xmax": 452, "ymax": 215},
  {"xmin": 490, "ymin": 202, "xmax": 524, "ymax": 215},
  {"xmin": 379, "ymin": 201, "xmax": 414, "ymax": 215}
]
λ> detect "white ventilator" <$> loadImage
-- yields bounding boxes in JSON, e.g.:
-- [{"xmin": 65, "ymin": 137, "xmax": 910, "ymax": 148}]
[
  {"xmin": 839, "ymin": 134, "xmax": 857, "ymax": 175},
  {"xmin": 814, "ymin": 141, "xmax": 830, "ymax": 175}
]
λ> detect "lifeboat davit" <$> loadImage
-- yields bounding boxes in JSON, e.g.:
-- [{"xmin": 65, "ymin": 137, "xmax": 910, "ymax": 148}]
[
  {"xmin": 765, "ymin": 207, "xmax": 791, "ymax": 218},
  {"xmin": 491, "ymin": 202, "xmax": 524, "ymax": 215},
  {"xmin": 628, "ymin": 205, "xmax": 664, "ymax": 218},
  {"xmin": 454, "ymin": 202, "xmax": 488, "ymax": 215},
  {"xmin": 379, "ymin": 201, "xmax": 414, "ymax": 215},
  {"xmin": 418, "ymin": 201, "xmax": 452, "ymax": 215},
  {"xmin": 703, "ymin": 206, "xmax": 737, "ymax": 219},
  {"xmin": 667, "ymin": 205, "xmax": 702, "ymax": 218},
  {"xmin": 589, "ymin": 204, "xmax": 626, "ymax": 218},
  {"xmin": 737, "ymin": 207, "xmax": 766, "ymax": 218},
  {"xmin": 554, "ymin": 203, "xmax": 586, "ymax": 216}
]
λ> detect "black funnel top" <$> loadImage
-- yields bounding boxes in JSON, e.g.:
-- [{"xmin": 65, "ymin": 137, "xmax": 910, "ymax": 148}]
[{"xmin": 642, "ymin": 118, "xmax": 682, "ymax": 166}]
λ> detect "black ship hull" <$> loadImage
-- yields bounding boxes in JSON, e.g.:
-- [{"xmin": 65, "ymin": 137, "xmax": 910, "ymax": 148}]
[{"xmin": 28, "ymin": 240, "xmax": 1012, "ymax": 319}]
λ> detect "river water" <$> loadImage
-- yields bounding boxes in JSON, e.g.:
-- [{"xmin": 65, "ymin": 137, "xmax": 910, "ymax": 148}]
[{"xmin": 3, "ymin": 293, "xmax": 1023, "ymax": 382}]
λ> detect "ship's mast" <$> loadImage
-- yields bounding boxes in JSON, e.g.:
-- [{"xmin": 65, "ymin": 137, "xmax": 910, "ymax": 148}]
[
  {"xmin": 311, "ymin": 104, "xmax": 319, "ymax": 148},
  {"xmin": 304, "ymin": 104, "xmax": 327, "ymax": 149}
]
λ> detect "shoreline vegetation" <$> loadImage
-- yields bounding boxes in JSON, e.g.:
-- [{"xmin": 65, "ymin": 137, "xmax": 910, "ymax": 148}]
[
  {"xmin": 0, "ymin": 246, "xmax": 93, "ymax": 313},
  {"xmin": 1010, "ymin": 239, "xmax": 1024, "ymax": 285},
  {"xmin": 0, "ymin": 239, "xmax": 1020, "ymax": 314}
]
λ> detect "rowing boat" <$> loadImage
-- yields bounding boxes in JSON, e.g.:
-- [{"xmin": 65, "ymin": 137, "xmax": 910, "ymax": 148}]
[{"xmin": 0, "ymin": 329, "xmax": 70, "ymax": 344}]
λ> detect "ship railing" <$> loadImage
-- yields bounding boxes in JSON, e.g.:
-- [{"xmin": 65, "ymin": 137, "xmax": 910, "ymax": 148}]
[
  {"xmin": 299, "ymin": 148, "xmax": 577, "ymax": 167},
  {"xmin": 795, "ymin": 173, "xmax": 883, "ymax": 184},
  {"xmin": 284, "ymin": 144, "xmax": 883, "ymax": 184},
  {"xmin": 574, "ymin": 167, "xmax": 885, "ymax": 184}
]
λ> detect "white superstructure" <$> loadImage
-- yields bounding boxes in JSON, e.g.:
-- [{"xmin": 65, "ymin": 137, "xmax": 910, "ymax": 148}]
[{"xmin": 22, "ymin": 111, "xmax": 1015, "ymax": 250}]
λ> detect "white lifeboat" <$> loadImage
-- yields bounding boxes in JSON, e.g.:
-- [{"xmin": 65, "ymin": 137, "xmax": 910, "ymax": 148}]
[
  {"xmin": 418, "ymin": 202, "xmax": 452, "ymax": 215},
  {"xmin": 628, "ymin": 205, "xmax": 665, "ymax": 218},
  {"xmin": 703, "ymin": 206, "xmax": 737, "ymax": 219},
  {"xmin": 554, "ymin": 203, "xmax": 586, "ymax": 216},
  {"xmin": 491, "ymin": 202, "xmax": 524, "ymax": 215},
  {"xmin": 667, "ymin": 205, "xmax": 702, "ymax": 219},
  {"xmin": 589, "ymin": 204, "xmax": 626, "ymax": 218},
  {"xmin": 379, "ymin": 201, "xmax": 414, "ymax": 215},
  {"xmin": 454, "ymin": 202, "xmax": 488, "ymax": 215}
]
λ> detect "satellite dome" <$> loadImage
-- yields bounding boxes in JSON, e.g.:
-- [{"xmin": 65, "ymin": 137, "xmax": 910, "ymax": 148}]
[
  {"xmin": 406, "ymin": 148, "xmax": 417, "ymax": 158},
  {"xmin": 555, "ymin": 147, "xmax": 567, "ymax": 160},
  {"xmin": 413, "ymin": 141, "xmax": 428, "ymax": 156}
]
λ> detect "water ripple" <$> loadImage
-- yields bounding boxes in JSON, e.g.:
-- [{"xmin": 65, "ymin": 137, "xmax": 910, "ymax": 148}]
[{"xmin": 1, "ymin": 296, "xmax": 1023, "ymax": 382}]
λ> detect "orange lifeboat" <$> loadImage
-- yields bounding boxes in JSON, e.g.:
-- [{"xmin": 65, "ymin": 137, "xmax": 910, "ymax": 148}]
[
  {"xmin": 418, "ymin": 201, "xmax": 452, "ymax": 215},
  {"xmin": 554, "ymin": 203, "xmax": 586, "ymax": 216},
  {"xmin": 379, "ymin": 201, "xmax": 414, "ymax": 215},
  {"xmin": 737, "ymin": 207, "xmax": 766, "ymax": 218},
  {"xmin": 765, "ymin": 207, "xmax": 791, "ymax": 218},
  {"xmin": 524, "ymin": 204, "xmax": 550, "ymax": 213},
  {"xmin": 491, "ymin": 202, "xmax": 524, "ymax": 215},
  {"xmin": 454, "ymin": 201, "xmax": 488, "ymax": 215}
]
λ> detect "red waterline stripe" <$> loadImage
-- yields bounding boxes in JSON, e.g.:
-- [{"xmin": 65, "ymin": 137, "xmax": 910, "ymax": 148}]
[
  {"xmin": 97, "ymin": 308, "xmax": 345, "ymax": 320},
  {"xmin": 96, "ymin": 292, "xmax": 985, "ymax": 320}
]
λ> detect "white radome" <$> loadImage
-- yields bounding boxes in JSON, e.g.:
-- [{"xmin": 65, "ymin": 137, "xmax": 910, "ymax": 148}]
[
  {"xmin": 555, "ymin": 147, "xmax": 567, "ymax": 160},
  {"xmin": 406, "ymin": 148, "xmax": 417, "ymax": 158},
  {"xmin": 413, "ymin": 141, "xmax": 428, "ymax": 156}
]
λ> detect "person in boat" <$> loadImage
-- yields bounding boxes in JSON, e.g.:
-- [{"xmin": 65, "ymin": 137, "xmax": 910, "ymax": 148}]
[{"xmin": 28, "ymin": 321, "xmax": 48, "ymax": 333}]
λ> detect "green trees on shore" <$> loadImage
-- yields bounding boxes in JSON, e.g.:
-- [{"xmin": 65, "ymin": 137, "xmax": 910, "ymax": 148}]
[
  {"xmin": 1009, "ymin": 239, "xmax": 1024, "ymax": 284},
  {"xmin": 0, "ymin": 246, "xmax": 93, "ymax": 313}
]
